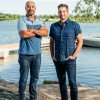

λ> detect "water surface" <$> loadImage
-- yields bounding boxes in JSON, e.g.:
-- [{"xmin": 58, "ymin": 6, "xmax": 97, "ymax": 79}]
[{"xmin": 0, "ymin": 47, "xmax": 100, "ymax": 88}]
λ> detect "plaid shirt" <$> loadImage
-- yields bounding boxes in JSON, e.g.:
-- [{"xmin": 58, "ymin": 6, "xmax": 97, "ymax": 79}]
[{"xmin": 49, "ymin": 18, "xmax": 82, "ymax": 62}]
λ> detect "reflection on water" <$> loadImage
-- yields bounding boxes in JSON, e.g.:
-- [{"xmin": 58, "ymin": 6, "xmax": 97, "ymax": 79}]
[
  {"xmin": 77, "ymin": 47, "xmax": 100, "ymax": 87},
  {"xmin": 0, "ymin": 47, "xmax": 100, "ymax": 87},
  {"xmin": 0, "ymin": 53, "xmax": 18, "ymax": 71}
]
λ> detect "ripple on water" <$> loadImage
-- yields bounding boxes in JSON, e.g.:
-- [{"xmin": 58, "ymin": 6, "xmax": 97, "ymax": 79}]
[{"xmin": 0, "ymin": 47, "xmax": 100, "ymax": 87}]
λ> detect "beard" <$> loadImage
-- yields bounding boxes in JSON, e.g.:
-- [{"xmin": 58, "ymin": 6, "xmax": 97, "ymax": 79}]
[
  {"xmin": 60, "ymin": 16, "xmax": 66, "ymax": 20},
  {"xmin": 27, "ymin": 10, "xmax": 35, "ymax": 16}
]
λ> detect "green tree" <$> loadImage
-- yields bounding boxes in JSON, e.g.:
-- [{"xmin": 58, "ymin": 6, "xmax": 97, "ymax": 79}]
[
  {"xmin": 45, "ymin": 18, "xmax": 49, "ymax": 22},
  {"xmin": 3, "ymin": 15, "xmax": 8, "ymax": 20},
  {"xmin": 73, "ymin": 0, "xmax": 100, "ymax": 17},
  {"xmin": 74, "ymin": 14, "xmax": 81, "ymax": 18},
  {"xmin": 95, "ymin": 1, "xmax": 100, "ymax": 18},
  {"xmin": 95, "ymin": 13, "xmax": 100, "ymax": 19},
  {"xmin": 50, "ymin": 15, "xmax": 54, "ymax": 19}
]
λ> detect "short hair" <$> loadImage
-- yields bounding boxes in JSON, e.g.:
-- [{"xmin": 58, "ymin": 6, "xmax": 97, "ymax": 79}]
[
  {"xmin": 25, "ymin": 1, "xmax": 35, "ymax": 7},
  {"xmin": 58, "ymin": 4, "xmax": 68, "ymax": 11}
]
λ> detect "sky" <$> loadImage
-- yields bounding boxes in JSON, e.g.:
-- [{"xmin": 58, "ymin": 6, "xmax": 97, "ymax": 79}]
[{"xmin": 0, "ymin": 0, "xmax": 79, "ymax": 15}]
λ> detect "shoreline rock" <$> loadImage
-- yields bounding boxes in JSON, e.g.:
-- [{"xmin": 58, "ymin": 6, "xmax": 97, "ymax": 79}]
[{"xmin": 0, "ymin": 80, "xmax": 100, "ymax": 100}]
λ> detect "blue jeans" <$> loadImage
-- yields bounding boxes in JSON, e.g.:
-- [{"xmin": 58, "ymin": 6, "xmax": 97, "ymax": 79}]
[
  {"xmin": 18, "ymin": 54, "xmax": 41, "ymax": 100},
  {"xmin": 54, "ymin": 58, "xmax": 78, "ymax": 100}
]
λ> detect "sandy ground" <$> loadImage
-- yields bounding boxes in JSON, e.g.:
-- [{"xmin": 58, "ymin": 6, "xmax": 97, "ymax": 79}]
[{"xmin": 0, "ymin": 80, "xmax": 100, "ymax": 100}]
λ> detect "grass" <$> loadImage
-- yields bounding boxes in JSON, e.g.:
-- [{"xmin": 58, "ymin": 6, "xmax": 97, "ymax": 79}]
[{"xmin": 43, "ymin": 79, "xmax": 58, "ymax": 84}]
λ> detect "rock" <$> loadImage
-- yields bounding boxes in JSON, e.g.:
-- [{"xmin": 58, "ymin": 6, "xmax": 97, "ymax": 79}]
[{"xmin": 0, "ymin": 80, "xmax": 100, "ymax": 100}]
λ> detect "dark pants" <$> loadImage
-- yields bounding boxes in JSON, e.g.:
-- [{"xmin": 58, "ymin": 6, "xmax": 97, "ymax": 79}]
[
  {"xmin": 54, "ymin": 59, "xmax": 78, "ymax": 100},
  {"xmin": 18, "ymin": 54, "xmax": 41, "ymax": 100}
]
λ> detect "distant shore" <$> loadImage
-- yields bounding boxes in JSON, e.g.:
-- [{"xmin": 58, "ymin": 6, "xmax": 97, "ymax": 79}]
[
  {"xmin": 0, "ymin": 79, "xmax": 100, "ymax": 100},
  {"xmin": 1, "ymin": 18, "xmax": 100, "ymax": 23}
]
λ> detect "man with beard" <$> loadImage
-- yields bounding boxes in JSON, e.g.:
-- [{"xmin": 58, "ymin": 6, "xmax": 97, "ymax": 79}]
[
  {"xmin": 17, "ymin": 1, "xmax": 48, "ymax": 100},
  {"xmin": 50, "ymin": 4, "xmax": 83, "ymax": 100}
]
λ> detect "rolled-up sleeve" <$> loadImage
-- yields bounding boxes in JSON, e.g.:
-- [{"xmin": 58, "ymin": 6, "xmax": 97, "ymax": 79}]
[
  {"xmin": 75, "ymin": 23, "xmax": 82, "ymax": 36},
  {"xmin": 17, "ymin": 18, "xmax": 27, "ymax": 32}
]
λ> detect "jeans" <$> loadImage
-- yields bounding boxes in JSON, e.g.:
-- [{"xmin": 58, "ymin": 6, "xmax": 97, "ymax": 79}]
[
  {"xmin": 54, "ymin": 58, "xmax": 78, "ymax": 100},
  {"xmin": 18, "ymin": 54, "xmax": 41, "ymax": 100}
]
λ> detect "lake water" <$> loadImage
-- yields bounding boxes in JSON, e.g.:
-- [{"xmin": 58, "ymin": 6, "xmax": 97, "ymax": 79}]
[
  {"xmin": 0, "ymin": 21, "xmax": 100, "ymax": 88},
  {"xmin": 0, "ymin": 21, "xmax": 100, "ymax": 45}
]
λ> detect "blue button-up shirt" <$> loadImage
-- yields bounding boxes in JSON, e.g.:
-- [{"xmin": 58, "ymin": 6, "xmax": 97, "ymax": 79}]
[
  {"xmin": 17, "ymin": 15, "xmax": 45, "ymax": 55},
  {"xmin": 49, "ymin": 18, "xmax": 82, "ymax": 62}
]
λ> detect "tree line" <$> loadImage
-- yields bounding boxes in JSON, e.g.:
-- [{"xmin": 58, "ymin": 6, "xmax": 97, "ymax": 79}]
[
  {"xmin": 0, "ymin": 13, "xmax": 60, "ymax": 21},
  {"xmin": 0, "ymin": 13, "xmax": 100, "ymax": 23},
  {"xmin": 0, "ymin": 13, "xmax": 24, "ymax": 21}
]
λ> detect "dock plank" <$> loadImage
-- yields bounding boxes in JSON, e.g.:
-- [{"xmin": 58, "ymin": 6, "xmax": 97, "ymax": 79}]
[
  {"xmin": 0, "ymin": 43, "xmax": 19, "ymax": 51},
  {"xmin": 0, "ymin": 37, "xmax": 100, "ymax": 59},
  {"xmin": 0, "ymin": 39, "xmax": 50, "ymax": 51},
  {"xmin": 83, "ymin": 37, "xmax": 100, "ymax": 47},
  {"xmin": 0, "ymin": 37, "xmax": 100, "ymax": 51}
]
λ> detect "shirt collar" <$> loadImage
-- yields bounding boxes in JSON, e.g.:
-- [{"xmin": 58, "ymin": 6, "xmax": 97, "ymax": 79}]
[
  {"xmin": 25, "ymin": 15, "xmax": 36, "ymax": 21},
  {"xmin": 65, "ymin": 18, "xmax": 70, "ymax": 24},
  {"xmin": 58, "ymin": 18, "xmax": 70, "ymax": 25}
]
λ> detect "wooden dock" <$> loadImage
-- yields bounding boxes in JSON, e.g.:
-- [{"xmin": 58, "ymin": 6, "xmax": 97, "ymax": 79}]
[
  {"xmin": 83, "ymin": 37, "xmax": 100, "ymax": 47},
  {"xmin": 0, "ymin": 43, "xmax": 19, "ymax": 51},
  {"xmin": 0, "ymin": 37, "xmax": 100, "ymax": 59},
  {"xmin": 0, "ymin": 39, "xmax": 50, "ymax": 59}
]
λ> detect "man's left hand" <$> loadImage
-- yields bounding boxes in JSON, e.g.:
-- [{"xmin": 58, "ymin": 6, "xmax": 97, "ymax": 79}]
[
  {"xmin": 27, "ymin": 28, "xmax": 32, "ymax": 32},
  {"xmin": 66, "ymin": 55, "xmax": 76, "ymax": 60}
]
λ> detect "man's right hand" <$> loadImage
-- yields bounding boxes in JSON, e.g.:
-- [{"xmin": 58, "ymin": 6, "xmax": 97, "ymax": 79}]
[
  {"xmin": 27, "ymin": 28, "xmax": 31, "ymax": 32},
  {"xmin": 51, "ymin": 55, "xmax": 57, "ymax": 61}
]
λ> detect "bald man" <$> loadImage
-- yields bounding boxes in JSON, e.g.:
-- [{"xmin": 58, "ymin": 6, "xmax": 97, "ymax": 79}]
[{"xmin": 17, "ymin": 1, "xmax": 48, "ymax": 100}]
